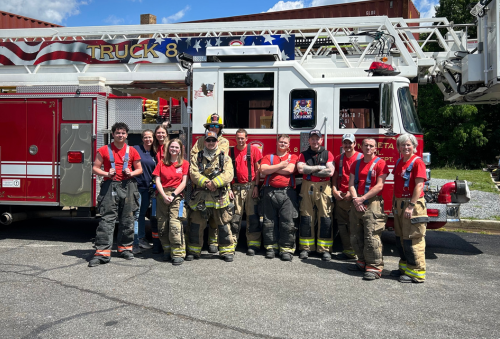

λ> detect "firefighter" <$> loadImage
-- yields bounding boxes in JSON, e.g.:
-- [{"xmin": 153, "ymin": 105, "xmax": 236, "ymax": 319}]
[
  {"xmin": 190, "ymin": 113, "xmax": 230, "ymax": 253},
  {"xmin": 260, "ymin": 134, "xmax": 299, "ymax": 261},
  {"xmin": 229, "ymin": 128, "xmax": 263, "ymax": 256},
  {"xmin": 391, "ymin": 133, "xmax": 428, "ymax": 283},
  {"xmin": 151, "ymin": 124, "xmax": 169, "ymax": 254},
  {"xmin": 348, "ymin": 138, "xmax": 389, "ymax": 280},
  {"xmin": 296, "ymin": 130, "xmax": 335, "ymax": 261},
  {"xmin": 153, "ymin": 138, "xmax": 189, "ymax": 265},
  {"xmin": 331, "ymin": 133, "xmax": 363, "ymax": 260},
  {"xmin": 186, "ymin": 131, "xmax": 235, "ymax": 262},
  {"xmin": 88, "ymin": 122, "xmax": 143, "ymax": 267}
]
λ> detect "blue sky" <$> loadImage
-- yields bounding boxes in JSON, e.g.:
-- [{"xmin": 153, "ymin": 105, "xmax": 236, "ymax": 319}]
[{"xmin": 0, "ymin": 0, "xmax": 438, "ymax": 27}]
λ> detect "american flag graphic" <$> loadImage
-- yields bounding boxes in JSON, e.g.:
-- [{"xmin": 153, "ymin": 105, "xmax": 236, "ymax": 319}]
[{"xmin": 0, "ymin": 35, "xmax": 295, "ymax": 66}]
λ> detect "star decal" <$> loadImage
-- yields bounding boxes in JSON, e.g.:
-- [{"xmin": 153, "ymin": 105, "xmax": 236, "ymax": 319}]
[
  {"xmin": 205, "ymin": 39, "xmax": 212, "ymax": 48},
  {"xmin": 172, "ymin": 36, "xmax": 182, "ymax": 43},
  {"xmin": 186, "ymin": 37, "xmax": 192, "ymax": 47},
  {"xmin": 154, "ymin": 37, "xmax": 165, "ymax": 44},
  {"xmin": 193, "ymin": 39, "xmax": 201, "ymax": 52},
  {"xmin": 215, "ymin": 37, "xmax": 222, "ymax": 46},
  {"xmin": 281, "ymin": 49, "xmax": 290, "ymax": 61},
  {"xmin": 240, "ymin": 36, "xmax": 246, "ymax": 44},
  {"xmin": 263, "ymin": 34, "xmax": 275, "ymax": 44},
  {"xmin": 280, "ymin": 33, "xmax": 291, "ymax": 42}
]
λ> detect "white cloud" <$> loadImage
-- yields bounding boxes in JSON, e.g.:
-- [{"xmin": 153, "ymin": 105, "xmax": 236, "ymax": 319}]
[
  {"xmin": 0, "ymin": 0, "xmax": 86, "ymax": 24},
  {"xmin": 161, "ymin": 6, "xmax": 190, "ymax": 24},
  {"xmin": 413, "ymin": 0, "xmax": 438, "ymax": 19},
  {"xmin": 104, "ymin": 15, "xmax": 124, "ymax": 25},
  {"xmin": 267, "ymin": 1, "xmax": 305, "ymax": 12}
]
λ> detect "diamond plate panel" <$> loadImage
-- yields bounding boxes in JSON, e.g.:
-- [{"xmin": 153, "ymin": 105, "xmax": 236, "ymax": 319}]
[
  {"xmin": 427, "ymin": 203, "xmax": 447, "ymax": 222},
  {"xmin": 108, "ymin": 98, "xmax": 142, "ymax": 130},
  {"xmin": 17, "ymin": 85, "xmax": 109, "ymax": 94}
]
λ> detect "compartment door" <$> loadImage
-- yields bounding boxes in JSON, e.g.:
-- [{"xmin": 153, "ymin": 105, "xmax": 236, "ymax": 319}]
[
  {"xmin": 0, "ymin": 99, "xmax": 27, "ymax": 202},
  {"xmin": 25, "ymin": 99, "xmax": 58, "ymax": 202},
  {"xmin": 59, "ymin": 124, "xmax": 93, "ymax": 207}
]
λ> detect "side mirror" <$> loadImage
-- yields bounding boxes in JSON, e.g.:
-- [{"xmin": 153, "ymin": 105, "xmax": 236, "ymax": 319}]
[{"xmin": 379, "ymin": 82, "xmax": 393, "ymax": 128}]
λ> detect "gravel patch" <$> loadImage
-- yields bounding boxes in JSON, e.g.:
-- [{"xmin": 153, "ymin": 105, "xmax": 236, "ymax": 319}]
[{"xmin": 428, "ymin": 178, "xmax": 500, "ymax": 220}]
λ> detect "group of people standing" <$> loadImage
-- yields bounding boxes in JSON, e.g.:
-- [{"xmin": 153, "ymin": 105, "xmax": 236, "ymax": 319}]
[{"xmin": 88, "ymin": 113, "xmax": 429, "ymax": 284}]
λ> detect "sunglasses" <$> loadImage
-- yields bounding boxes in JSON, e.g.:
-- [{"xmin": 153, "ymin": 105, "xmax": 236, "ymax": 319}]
[
  {"xmin": 206, "ymin": 138, "xmax": 217, "ymax": 143},
  {"xmin": 209, "ymin": 124, "xmax": 220, "ymax": 128}
]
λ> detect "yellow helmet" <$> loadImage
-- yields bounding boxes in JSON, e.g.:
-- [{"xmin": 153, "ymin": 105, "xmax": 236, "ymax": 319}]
[{"xmin": 203, "ymin": 113, "xmax": 224, "ymax": 128}]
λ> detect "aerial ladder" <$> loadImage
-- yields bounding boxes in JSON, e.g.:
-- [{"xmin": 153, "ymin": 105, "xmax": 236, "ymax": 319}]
[{"xmin": 0, "ymin": 0, "xmax": 499, "ymax": 104}]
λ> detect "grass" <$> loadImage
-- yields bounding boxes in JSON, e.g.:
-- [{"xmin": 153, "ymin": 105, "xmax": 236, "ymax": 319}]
[
  {"xmin": 492, "ymin": 215, "xmax": 500, "ymax": 222},
  {"xmin": 431, "ymin": 168, "xmax": 499, "ymax": 194},
  {"xmin": 433, "ymin": 228, "xmax": 492, "ymax": 235}
]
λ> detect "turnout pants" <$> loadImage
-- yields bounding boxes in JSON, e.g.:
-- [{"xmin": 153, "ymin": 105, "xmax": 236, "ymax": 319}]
[
  {"xmin": 299, "ymin": 180, "xmax": 333, "ymax": 253},
  {"xmin": 187, "ymin": 208, "xmax": 235, "ymax": 257},
  {"xmin": 232, "ymin": 183, "xmax": 261, "ymax": 249},
  {"xmin": 156, "ymin": 191, "xmax": 187, "ymax": 258},
  {"xmin": 349, "ymin": 196, "xmax": 387, "ymax": 276},
  {"xmin": 92, "ymin": 180, "xmax": 140, "ymax": 263},
  {"xmin": 393, "ymin": 197, "xmax": 428, "ymax": 282},
  {"xmin": 334, "ymin": 197, "xmax": 356, "ymax": 258},
  {"xmin": 261, "ymin": 187, "xmax": 298, "ymax": 254}
]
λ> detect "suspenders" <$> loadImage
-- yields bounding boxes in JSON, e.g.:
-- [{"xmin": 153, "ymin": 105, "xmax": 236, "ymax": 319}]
[
  {"xmin": 108, "ymin": 144, "xmax": 130, "ymax": 171},
  {"xmin": 354, "ymin": 157, "xmax": 381, "ymax": 195},
  {"xmin": 338, "ymin": 152, "xmax": 362, "ymax": 187},
  {"xmin": 264, "ymin": 154, "xmax": 295, "ymax": 187},
  {"xmin": 395, "ymin": 156, "xmax": 420, "ymax": 192},
  {"xmin": 230, "ymin": 146, "xmax": 252, "ymax": 184}
]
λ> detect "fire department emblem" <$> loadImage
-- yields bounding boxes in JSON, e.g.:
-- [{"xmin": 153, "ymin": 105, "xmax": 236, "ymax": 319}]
[{"xmin": 292, "ymin": 99, "xmax": 313, "ymax": 120}]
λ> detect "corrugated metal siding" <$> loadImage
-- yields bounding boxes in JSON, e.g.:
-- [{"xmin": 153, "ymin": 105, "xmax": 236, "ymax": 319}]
[
  {"xmin": 189, "ymin": 0, "xmax": 419, "ymax": 23},
  {"xmin": 0, "ymin": 10, "xmax": 61, "ymax": 29}
]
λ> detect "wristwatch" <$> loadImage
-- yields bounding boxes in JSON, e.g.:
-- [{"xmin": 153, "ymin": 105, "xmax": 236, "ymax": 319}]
[
  {"xmin": 408, "ymin": 202, "xmax": 415, "ymax": 207},
  {"xmin": 171, "ymin": 192, "xmax": 177, "ymax": 198}
]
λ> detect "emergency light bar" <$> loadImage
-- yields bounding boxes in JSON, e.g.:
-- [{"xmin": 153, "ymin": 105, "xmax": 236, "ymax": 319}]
[{"xmin": 366, "ymin": 61, "xmax": 400, "ymax": 76}]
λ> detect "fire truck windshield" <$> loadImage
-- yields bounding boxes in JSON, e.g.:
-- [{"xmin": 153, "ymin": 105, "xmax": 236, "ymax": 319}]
[{"xmin": 398, "ymin": 87, "xmax": 423, "ymax": 134}]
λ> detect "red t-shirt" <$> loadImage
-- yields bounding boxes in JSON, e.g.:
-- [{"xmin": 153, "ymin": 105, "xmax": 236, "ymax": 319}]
[
  {"xmin": 155, "ymin": 144, "xmax": 166, "ymax": 163},
  {"xmin": 233, "ymin": 145, "xmax": 263, "ymax": 184},
  {"xmin": 152, "ymin": 160, "xmax": 189, "ymax": 189},
  {"xmin": 261, "ymin": 153, "xmax": 298, "ymax": 188},
  {"xmin": 334, "ymin": 151, "xmax": 363, "ymax": 192},
  {"xmin": 98, "ymin": 144, "xmax": 140, "ymax": 182},
  {"xmin": 392, "ymin": 155, "xmax": 427, "ymax": 198},
  {"xmin": 349, "ymin": 156, "xmax": 389, "ymax": 196},
  {"xmin": 298, "ymin": 151, "xmax": 334, "ymax": 182}
]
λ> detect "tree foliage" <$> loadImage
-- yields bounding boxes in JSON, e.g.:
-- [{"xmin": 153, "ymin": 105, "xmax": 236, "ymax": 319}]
[{"xmin": 416, "ymin": 0, "xmax": 500, "ymax": 168}]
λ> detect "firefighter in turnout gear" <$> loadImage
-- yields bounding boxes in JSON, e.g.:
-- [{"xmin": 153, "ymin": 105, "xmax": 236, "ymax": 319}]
[
  {"xmin": 153, "ymin": 139, "xmax": 189, "ymax": 266},
  {"xmin": 229, "ymin": 129, "xmax": 263, "ymax": 256},
  {"xmin": 89, "ymin": 122, "xmax": 143, "ymax": 267},
  {"xmin": 348, "ymin": 138, "xmax": 389, "ymax": 280},
  {"xmin": 391, "ymin": 133, "xmax": 428, "ymax": 283},
  {"xmin": 260, "ymin": 134, "xmax": 299, "ymax": 261},
  {"xmin": 297, "ymin": 130, "xmax": 335, "ymax": 261},
  {"xmin": 332, "ymin": 133, "xmax": 363, "ymax": 260},
  {"xmin": 187, "ymin": 131, "xmax": 235, "ymax": 262},
  {"xmin": 190, "ymin": 113, "xmax": 229, "ymax": 253}
]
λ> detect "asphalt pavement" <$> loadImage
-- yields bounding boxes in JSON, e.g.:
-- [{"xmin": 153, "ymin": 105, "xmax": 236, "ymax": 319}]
[{"xmin": 1, "ymin": 218, "xmax": 499, "ymax": 339}]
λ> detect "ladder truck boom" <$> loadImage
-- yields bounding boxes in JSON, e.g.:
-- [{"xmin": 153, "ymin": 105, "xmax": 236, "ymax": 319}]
[{"xmin": 0, "ymin": 1, "xmax": 499, "ymax": 104}]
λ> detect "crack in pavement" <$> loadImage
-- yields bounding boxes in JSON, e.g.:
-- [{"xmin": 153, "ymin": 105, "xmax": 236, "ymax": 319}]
[
  {"xmin": 21, "ymin": 306, "xmax": 127, "ymax": 339},
  {"xmin": 0, "ymin": 265, "xmax": 285, "ymax": 339}
]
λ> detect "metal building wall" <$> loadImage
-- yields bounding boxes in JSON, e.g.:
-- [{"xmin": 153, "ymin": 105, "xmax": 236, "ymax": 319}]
[
  {"xmin": 0, "ymin": 10, "xmax": 61, "ymax": 29},
  {"xmin": 189, "ymin": 0, "xmax": 419, "ymax": 23}
]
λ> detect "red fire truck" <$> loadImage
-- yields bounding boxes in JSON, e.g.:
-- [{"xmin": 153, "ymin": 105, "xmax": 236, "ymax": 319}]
[{"xmin": 1, "ymin": 5, "xmax": 497, "ymax": 227}]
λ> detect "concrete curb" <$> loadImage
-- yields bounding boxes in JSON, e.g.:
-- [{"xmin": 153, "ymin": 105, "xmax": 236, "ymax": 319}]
[{"xmin": 442, "ymin": 219, "xmax": 500, "ymax": 234}]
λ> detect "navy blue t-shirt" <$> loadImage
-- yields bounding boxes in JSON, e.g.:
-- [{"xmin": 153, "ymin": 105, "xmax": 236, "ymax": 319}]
[{"xmin": 133, "ymin": 145, "xmax": 157, "ymax": 189}]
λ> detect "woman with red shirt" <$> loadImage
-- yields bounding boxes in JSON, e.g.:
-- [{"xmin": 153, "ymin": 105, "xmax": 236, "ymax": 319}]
[
  {"xmin": 152, "ymin": 138, "xmax": 189, "ymax": 265},
  {"xmin": 392, "ymin": 133, "xmax": 428, "ymax": 283},
  {"xmin": 152, "ymin": 125, "xmax": 169, "ymax": 163}
]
